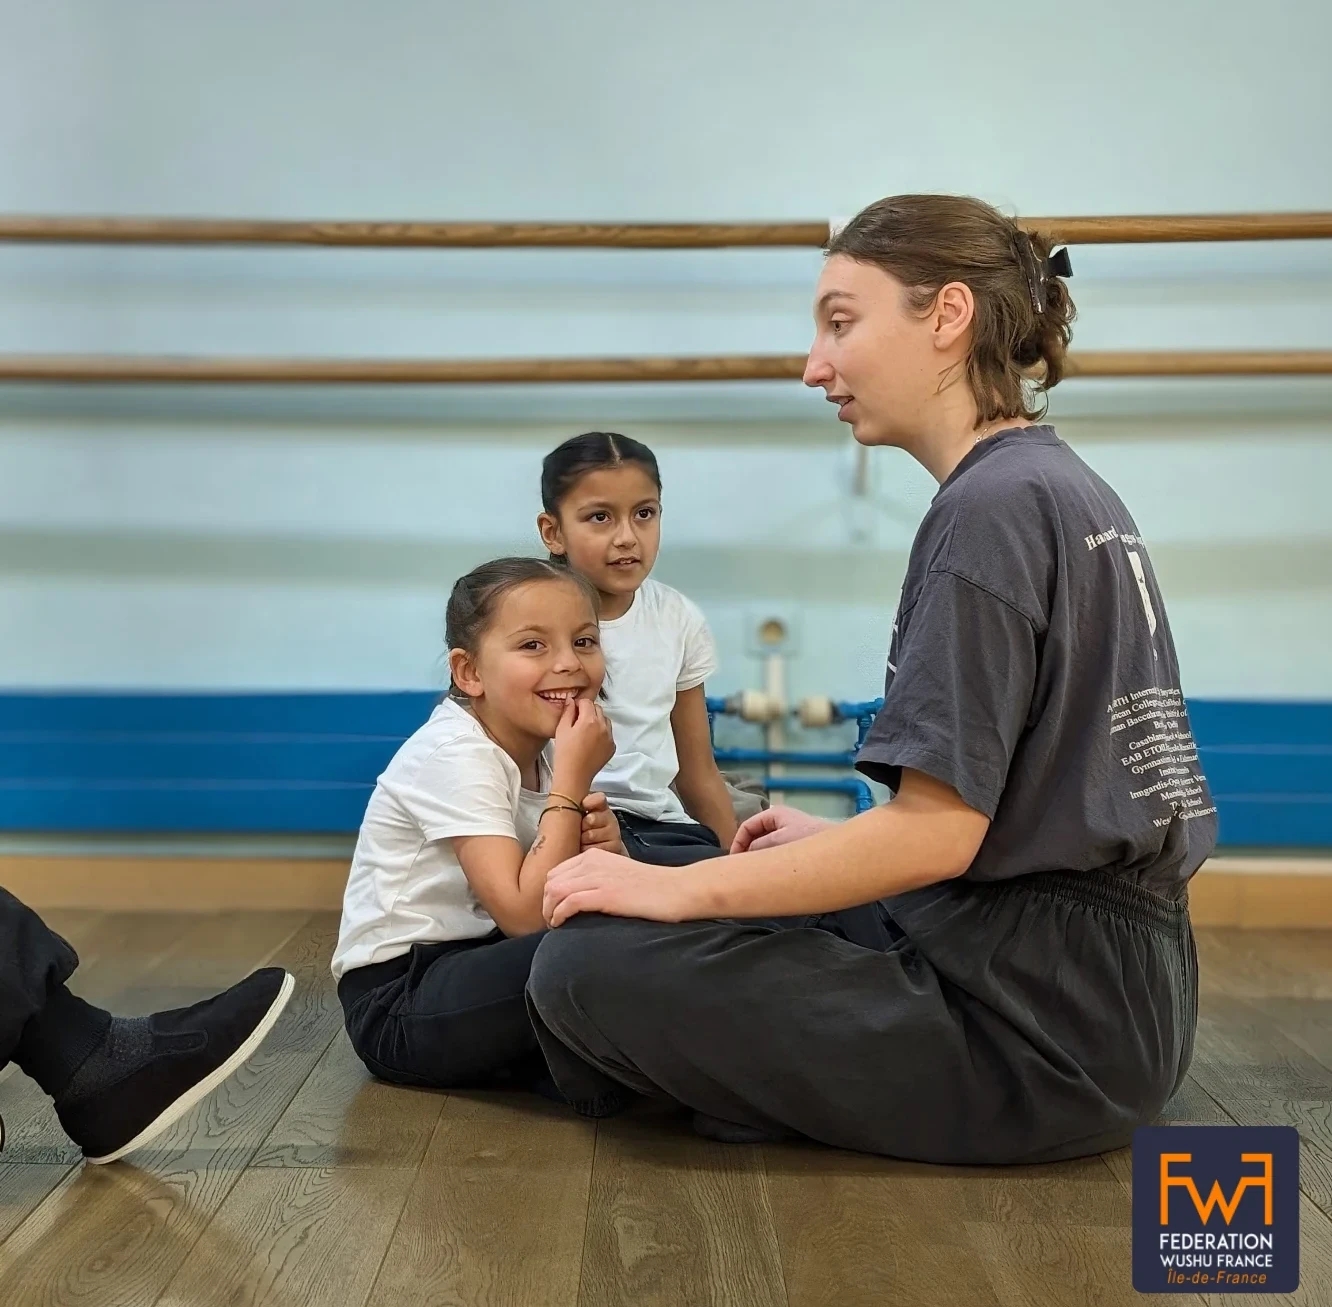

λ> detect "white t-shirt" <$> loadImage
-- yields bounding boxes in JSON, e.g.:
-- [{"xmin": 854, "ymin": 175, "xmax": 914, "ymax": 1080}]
[
  {"xmin": 331, "ymin": 698, "xmax": 552, "ymax": 979},
  {"xmin": 595, "ymin": 578, "xmax": 720, "ymax": 823}
]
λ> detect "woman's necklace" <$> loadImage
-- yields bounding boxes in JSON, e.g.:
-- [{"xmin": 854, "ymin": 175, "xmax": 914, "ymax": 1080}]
[{"xmin": 974, "ymin": 417, "xmax": 1012, "ymax": 446}]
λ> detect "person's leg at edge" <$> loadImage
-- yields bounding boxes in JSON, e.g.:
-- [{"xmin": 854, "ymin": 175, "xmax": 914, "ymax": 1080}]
[{"xmin": 0, "ymin": 888, "xmax": 293, "ymax": 1165}]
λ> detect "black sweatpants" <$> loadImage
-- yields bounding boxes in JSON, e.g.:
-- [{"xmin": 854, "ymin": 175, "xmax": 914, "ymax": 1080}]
[
  {"xmin": 0, "ymin": 888, "xmax": 79, "ymax": 1068},
  {"xmin": 615, "ymin": 811, "xmax": 726, "ymax": 866},
  {"xmin": 525, "ymin": 870, "xmax": 1198, "ymax": 1164},
  {"xmin": 338, "ymin": 930, "xmax": 548, "ymax": 1090}
]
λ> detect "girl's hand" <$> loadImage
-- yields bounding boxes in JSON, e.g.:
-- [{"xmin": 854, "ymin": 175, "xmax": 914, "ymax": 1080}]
[
  {"xmin": 730, "ymin": 804, "xmax": 835, "ymax": 853},
  {"xmin": 544, "ymin": 848, "xmax": 693, "ymax": 927},
  {"xmin": 553, "ymin": 698, "xmax": 616, "ymax": 791},
  {"xmin": 580, "ymin": 792, "xmax": 625, "ymax": 855}
]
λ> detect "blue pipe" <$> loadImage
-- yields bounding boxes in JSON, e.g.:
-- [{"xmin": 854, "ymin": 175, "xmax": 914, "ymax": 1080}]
[
  {"xmin": 830, "ymin": 699, "xmax": 884, "ymax": 719},
  {"xmin": 705, "ymin": 695, "xmax": 883, "ymax": 750},
  {"xmin": 830, "ymin": 699, "xmax": 884, "ymax": 750},
  {"xmin": 713, "ymin": 749, "xmax": 873, "ymax": 813},
  {"xmin": 713, "ymin": 747, "xmax": 856, "ymax": 767},
  {"xmin": 707, "ymin": 696, "xmax": 884, "ymax": 720},
  {"xmin": 764, "ymin": 776, "xmax": 876, "ymax": 813},
  {"xmin": 706, "ymin": 696, "xmax": 884, "ymax": 811}
]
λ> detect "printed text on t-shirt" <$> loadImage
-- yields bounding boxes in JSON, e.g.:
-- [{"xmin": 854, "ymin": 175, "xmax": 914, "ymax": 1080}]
[
  {"xmin": 1084, "ymin": 526, "xmax": 1144, "ymax": 552},
  {"xmin": 1107, "ymin": 687, "xmax": 1216, "ymax": 827}
]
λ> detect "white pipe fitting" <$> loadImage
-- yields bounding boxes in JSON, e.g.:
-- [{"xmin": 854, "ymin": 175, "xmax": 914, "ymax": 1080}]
[
  {"xmin": 735, "ymin": 689, "xmax": 784, "ymax": 724},
  {"xmin": 796, "ymin": 695, "xmax": 836, "ymax": 730}
]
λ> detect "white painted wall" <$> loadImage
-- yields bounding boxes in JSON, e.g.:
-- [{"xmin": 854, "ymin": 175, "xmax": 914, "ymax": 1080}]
[{"xmin": 1, "ymin": 0, "xmax": 1330, "ymax": 705}]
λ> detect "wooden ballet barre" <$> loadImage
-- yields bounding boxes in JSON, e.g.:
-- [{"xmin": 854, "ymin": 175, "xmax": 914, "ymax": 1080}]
[
  {"xmin": 0, "ymin": 218, "xmax": 831, "ymax": 249},
  {"xmin": 1, "ymin": 213, "xmax": 1331, "ymax": 248},
  {"xmin": 0, "ymin": 351, "xmax": 1330, "ymax": 383},
  {"xmin": 1065, "ymin": 351, "xmax": 1332, "ymax": 377},
  {"xmin": 0, "ymin": 355, "xmax": 804, "ymax": 383}
]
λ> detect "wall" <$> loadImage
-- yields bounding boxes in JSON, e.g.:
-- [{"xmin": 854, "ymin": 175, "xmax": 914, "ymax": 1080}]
[
  {"xmin": 2, "ymin": 414, "xmax": 1332, "ymax": 708},
  {"xmin": 1, "ymin": 0, "xmax": 1330, "ymax": 712}
]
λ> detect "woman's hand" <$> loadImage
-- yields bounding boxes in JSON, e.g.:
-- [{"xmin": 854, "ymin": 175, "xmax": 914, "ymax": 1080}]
[
  {"xmin": 730, "ymin": 804, "xmax": 835, "ymax": 853},
  {"xmin": 580, "ymin": 791, "xmax": 625, "ymax": 855},
  {"xmin": 553, "ymin": 698, "xmax": 616, "ymax": 793},
  {"xmin": 543, "ymin": 848, "xmax": 694, "ymax": 927}
]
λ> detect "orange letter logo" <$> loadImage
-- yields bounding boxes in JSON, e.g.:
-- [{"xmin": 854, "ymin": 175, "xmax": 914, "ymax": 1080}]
[{"xmin": 1160, "ymin": 1153, "xmax": 1274, "ymax": 1225}]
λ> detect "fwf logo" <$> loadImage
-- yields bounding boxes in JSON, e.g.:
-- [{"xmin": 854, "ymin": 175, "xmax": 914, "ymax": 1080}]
[
  {"xmin": 1161, "ymin": 1150, "xmax": 1272, "ymax": 1225},
  {"xmin": 1133, "ymin": 1126, "xmax": 1299, "ymax": 1293}
]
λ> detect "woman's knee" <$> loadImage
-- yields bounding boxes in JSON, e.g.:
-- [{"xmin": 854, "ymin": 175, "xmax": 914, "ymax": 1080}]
[
  {"xmin": 530, "ymin": 916, "xmax": 635, "ymax": 999},
  {"xmin": 527, "ymin": 916, "xmax": 673, "ymax": 1034}
]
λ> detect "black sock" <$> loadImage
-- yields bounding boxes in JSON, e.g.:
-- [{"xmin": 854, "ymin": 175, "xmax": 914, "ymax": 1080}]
[{"xmin": 12, "ymin": 983, "xmax": 113, "ymax": 1100}]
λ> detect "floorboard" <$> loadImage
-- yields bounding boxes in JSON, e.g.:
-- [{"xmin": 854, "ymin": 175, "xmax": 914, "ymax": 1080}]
[
  {"xmin": 2, "ymin": 916, "xmax": 1330, "ymax": 1307},
  {"xmin": 155, "ymin": 1164, "xmax": 415, "ymax": 1307},
  {"xmin": 250, "ymin": 1031, "xmax": 446, "ymax": 1170},
  {"xmin": 580, "ymin": 1110, "xmax": 787, "ymax": 1307},
  {"xmin": 364, "ymin": 1093, "xmax": 596, "ymax": 1307}
]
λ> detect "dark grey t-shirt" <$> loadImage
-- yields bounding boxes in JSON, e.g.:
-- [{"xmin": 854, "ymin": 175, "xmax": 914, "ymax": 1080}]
[{"xmin": 856, "ymin": 425, "xmax": 1217, "ymax": 895}]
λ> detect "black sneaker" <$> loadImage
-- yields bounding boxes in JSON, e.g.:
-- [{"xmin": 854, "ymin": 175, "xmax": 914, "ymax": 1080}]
[{"xmin": 55, "ymin": 967, "xmax": 295, "ymax": 1165}]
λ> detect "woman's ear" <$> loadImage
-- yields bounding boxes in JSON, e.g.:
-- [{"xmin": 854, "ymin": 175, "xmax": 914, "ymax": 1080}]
[
  {"xmin": 448, "ymin": 647, "xmax": 484, "ymax": 700},
  {"xmin": 537, "ymin": 512, "xmax": 566, "ymax": 559},
  {"xmin": 932, "ymin": 281, "xmax": 975, "ymax": 352}
]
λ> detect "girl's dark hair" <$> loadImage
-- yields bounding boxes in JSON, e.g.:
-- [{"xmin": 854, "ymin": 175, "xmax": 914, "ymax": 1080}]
[
  {"xmin": 445, "ymin": 557, "xmax": 600, "ymax": 702},
  {"xmin": 827, "ymin": 194, "xmax": 1077, "ymax": 424},
  {"xmin": 540, "ymin": 431, "xmax": 662, "ymax": 517}
]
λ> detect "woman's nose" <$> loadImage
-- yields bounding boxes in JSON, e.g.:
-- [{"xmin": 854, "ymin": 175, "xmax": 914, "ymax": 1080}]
[{"xmin": 803, "ymin": 347, "xmax": 832, "ymax": 389}]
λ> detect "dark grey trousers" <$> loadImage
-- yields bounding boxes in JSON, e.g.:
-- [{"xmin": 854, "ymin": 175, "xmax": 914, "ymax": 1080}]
[
  {"xmin": 0, "ymin": 888, "xmax": 79, "ymax": 1068},
  {"xmin": 525, "ymin": 870, "xmax": 1197, "ymax": 1164}
]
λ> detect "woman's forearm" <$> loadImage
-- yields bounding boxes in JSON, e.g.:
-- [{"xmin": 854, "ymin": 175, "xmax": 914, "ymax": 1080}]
[{"xmin": 678, "ymin": 796, "xmax": 985, "ymax": 920}]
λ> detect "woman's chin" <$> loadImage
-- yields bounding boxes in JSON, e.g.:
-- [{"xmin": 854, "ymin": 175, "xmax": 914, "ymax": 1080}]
[{"xmin": 851, "ymin": 420, "xmax": 898, "ymax": 448}]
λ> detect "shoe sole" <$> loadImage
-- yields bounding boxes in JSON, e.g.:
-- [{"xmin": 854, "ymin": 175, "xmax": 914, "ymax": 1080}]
[{"xmin": 84, "ymin": 970, "xmax": 297, "ymax": 1166}]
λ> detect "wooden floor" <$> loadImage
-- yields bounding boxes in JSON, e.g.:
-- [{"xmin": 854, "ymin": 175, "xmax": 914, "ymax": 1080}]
[{"xmin": 3, "ymin": 916, "xmax": 1332, "ymax": 1307}]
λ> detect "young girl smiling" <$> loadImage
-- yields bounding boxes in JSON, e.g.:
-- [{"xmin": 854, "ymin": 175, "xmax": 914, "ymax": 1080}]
[{"xmin": 332, "ymin": 557, "xmax": 616, "ymax": 1091}]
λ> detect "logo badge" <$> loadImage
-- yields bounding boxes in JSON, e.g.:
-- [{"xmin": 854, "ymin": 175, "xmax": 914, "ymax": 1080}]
[{"xmin": 1133, "ymin": 1126, "xmax": 1299, "ymax": 1293}]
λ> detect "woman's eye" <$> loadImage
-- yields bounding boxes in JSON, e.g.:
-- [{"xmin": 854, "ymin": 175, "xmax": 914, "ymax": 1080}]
[
  {"xmin": 521, "ymin": 640, "xmax": 543, "ymax": 652},
  {"xmin": 830, "ymin": 319, "xmax": 847, "ymax": 335},
  {"xmin": 588, "ymin": 511, "xmax": 610, "ymax": 524},
  {"xmin": 575, "ymin": 636, "xmax": 600, "ymax": 650},
  {"xmin": 636, "ymin": 507, "xmax": 657, "ymax": 521}
]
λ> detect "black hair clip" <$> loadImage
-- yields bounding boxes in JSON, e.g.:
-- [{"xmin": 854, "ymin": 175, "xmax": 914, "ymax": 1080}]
[
  {"xmin": 1045, "ymin": 247, "xmax": 1073, "ymax": 279},
  {"xmin": 1020, "ymin": 242, "xmax": 1074, "ymax": 314}
]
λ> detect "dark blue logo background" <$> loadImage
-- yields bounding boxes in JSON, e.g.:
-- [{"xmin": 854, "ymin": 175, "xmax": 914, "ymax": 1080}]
[{"xmin": 1133, "ymin": 1125, "xmax": 1299, "ymax": 1293}]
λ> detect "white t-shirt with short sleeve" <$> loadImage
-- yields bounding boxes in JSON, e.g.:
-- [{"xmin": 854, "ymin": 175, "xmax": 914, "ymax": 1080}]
[
  {"xmin": 594, "ymin": 578, "xmax": 720, "ymax": 823},
  {"xmin": 331, "ymin": 698, "xmax": 551, "ymax": 979}
]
